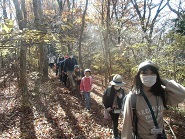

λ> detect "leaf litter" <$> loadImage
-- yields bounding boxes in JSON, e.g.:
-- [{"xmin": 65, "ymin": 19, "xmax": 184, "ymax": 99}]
[{"xmin": 0, "ymin": 74, "xmax": 185, "ymax": 139}]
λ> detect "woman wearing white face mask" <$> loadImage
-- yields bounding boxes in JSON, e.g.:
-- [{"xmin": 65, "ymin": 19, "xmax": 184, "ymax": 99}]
[
  {"xmin": 103, "ymin": 74, "xmax": 126, "ymax": 139},
  {"xmin": 121, "ymin": 61, "xmax": 185, "ymax": 139}
]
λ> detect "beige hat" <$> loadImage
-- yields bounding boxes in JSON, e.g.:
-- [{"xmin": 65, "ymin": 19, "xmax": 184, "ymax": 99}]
[{"xmin": 110, "ymin": 74, "xmax": 125, "ymax": 86}]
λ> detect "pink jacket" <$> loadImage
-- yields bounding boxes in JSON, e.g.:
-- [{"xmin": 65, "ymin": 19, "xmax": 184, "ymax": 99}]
[{"xmin": 80, "ymin": 76, "xmax": 93, "ymax": 92}]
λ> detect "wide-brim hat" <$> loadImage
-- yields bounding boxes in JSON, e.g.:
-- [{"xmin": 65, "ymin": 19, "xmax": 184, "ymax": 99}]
[
  {"xmin": 110, "ymin": 74, "xmax": 125, "ymax": 86},
  {"xmin": 138, "ymin": 61, "xmax": 159, "ymax": 71}
]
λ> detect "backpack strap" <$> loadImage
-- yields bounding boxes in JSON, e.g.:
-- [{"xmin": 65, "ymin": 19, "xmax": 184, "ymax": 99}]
[
  {"xmin": 106, "ymin": 87, "xmax": 112, "ymax": 97},
  {"xmin": 131, "ymin": 94, "xmax": 138, "ymax": 138}
]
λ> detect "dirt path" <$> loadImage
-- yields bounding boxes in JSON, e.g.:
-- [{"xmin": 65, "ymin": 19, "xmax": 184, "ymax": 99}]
[
  {"xmin": 0, "ymin": 72, "xmax": 185, "ymax": 139},
  {"xmin": 0, "ymin": 74, "xmax": 123, "ymax": 139}
]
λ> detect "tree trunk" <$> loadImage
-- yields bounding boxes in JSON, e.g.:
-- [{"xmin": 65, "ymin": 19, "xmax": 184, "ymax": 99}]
[
  {"xmin": 33, "ymin": 0, "xmax": 48, "ymax": 81},
  {"xmin": 3, "ymin": 0, "xmax": 8, "ymax": 19},
  {"xmin": 101, "ymin": 0, "xmax": 112, "ymax": 88},
  {"xmin": 13, "ymin": 0, "xmax": 29, "ymax": 106},
  {"xmin": 19, "ymin": 41, "xmax": 28, "ymax": 106},
  {"xmin": 78, "ymin": 0, "xmax": 88, "ymax": 71}
]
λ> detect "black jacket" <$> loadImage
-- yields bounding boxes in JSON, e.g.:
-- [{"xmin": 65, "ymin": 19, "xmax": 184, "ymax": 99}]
[
  {"xmin": 63, "ymin": 57, "xmax": 78, "ymax": 72},
  {"xmin": 103, "ymin": 86, "xmax": 125, "ymax": 109}
]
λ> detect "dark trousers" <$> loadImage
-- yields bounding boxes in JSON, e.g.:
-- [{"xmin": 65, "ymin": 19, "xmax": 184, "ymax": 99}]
[
  {"xmin": 109, "ymin": 112, "xmax": 120, "ymax": 138},
  {"xmin": 49, "ymin": 63, "xmax": 54, "ymax": 69},
  {"xmin": 56, "ymin": 66, "xmax": 59, "ymax": 76},
  {"xmin": 62, "ymin": 74, "xmax": 67, "ymax": 86},
  {"xmin": 59, "ymin": 73, "xmax": 63, "ymax": 82}
]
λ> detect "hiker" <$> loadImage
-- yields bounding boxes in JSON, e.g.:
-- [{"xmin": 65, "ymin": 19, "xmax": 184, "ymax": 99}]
[
  {"xmin": 48, "ymin": 54, "xmax": 56, "ymax": 69},
  {"xmin": 102, "ymin": 74, "xmax": 126, "ymax": 139},
  {"xmin": 63, "ymin": 52, "xmax": 78, "ymax": 91},
  {"xmin": 121, "ymin": 61, "xmax": 185, "ymax": 139},
  {"xmin": 59, "ymin": 56, "xmax": 68, "ymax": 86},
  {"xmin": 80, "ymin": 69, "xmax": 93, "ymax": 111},
  {"xmin": 55, "ymin": 54, "xmax": 64, "ymax": 77},
  {"xmin": 74, "ymin": 65, "xmax": 83, "ymax": 94}
]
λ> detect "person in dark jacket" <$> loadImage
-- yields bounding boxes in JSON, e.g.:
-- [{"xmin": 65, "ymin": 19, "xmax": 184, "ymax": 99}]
[
  {"xmin": 59, "ymin": 56, "xmax": 68, "ymax": 86},
  {"xmin": 63, "ymin": 52, "xmax": 78, "ymax": 91},
  {"xmin": 74, "ymin": 65, "xmax": 83, "ymax": 94},
  {"xmin": 103, "ymin": 74, "xmax": 126, "ymax": 139},
  {"xmin": 56, "ymin": 54, "xmax": 64, "ymax": 77}
]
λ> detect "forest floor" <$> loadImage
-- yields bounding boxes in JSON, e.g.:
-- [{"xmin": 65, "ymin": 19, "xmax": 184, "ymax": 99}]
[{"xmin": 0, "ymin": 70, "xmax": 185, "ymax": 139}]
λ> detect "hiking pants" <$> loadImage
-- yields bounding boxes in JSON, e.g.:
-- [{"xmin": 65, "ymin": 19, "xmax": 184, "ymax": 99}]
[
  {"xmin": 109, "ymin": 112, "xmax": 120, "ymax": 138},
  {"xmin": 62, "ymin": 73, "xmax": 67, "ymax": 86},
  {"xmin": 67, "ymin": 71, "xmax": 75, "ymax": 89}
]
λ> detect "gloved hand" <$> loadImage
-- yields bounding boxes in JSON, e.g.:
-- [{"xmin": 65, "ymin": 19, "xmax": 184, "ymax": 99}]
[
  {"xmin": 117, "ymin": 92, "xmax": 123, "ymax": 98},
  {"xmin": 106, "ymin": 107, "xmax": 112, "ymax": 112},
  {"xmin": 80, "ymin": 91, "xmax": 83, "ymax": 95}
]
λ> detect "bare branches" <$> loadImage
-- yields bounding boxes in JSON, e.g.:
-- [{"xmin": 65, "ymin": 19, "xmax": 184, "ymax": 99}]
[{"xmin": 167, "ymin": 0, "xmax": 183, "ymax": 17}]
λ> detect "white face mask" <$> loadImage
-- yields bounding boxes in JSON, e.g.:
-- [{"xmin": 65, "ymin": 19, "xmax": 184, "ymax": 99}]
[
  {"xmin": 69, "ymin": 55, "xmax": 73, "ymax": 58},
  {"xmin": 114, "ymin": 86, "xmax": 121, "ymax": 90},
  {"xmin": 140, "ymin": 75, "xmax": 157, "ymax": 87}
]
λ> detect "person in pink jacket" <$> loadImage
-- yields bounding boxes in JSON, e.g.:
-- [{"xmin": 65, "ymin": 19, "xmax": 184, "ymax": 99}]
[{"xmin": 80, "ymin": 69, "xmax": 93, "ymax": 110}]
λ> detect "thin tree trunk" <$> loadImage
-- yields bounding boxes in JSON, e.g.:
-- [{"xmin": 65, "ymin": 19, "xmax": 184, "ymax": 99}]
[
  {"xmin": 33, "ymin": 0, "xmax": 48, "ymax": 81},
  {"xmin": 78, "ymin": 0, "xmax": 88, "ymax": 71},
  {"xmin": 13, "ymin": 0, "xmax": 29, "ymax": 106},
  {"xmin": 3, "ymin": 0, "xmax": 8, "ymax": 19}
]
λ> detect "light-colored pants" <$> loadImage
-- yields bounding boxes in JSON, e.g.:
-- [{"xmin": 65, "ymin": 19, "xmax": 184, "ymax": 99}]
[{"xmin": 67, "ymin": 71, "xmax": 75, "ymax": 89}]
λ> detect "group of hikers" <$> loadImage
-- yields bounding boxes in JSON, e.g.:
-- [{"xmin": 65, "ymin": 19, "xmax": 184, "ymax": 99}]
[
  {"xmin": 48, "ymin": 52, "xmax": 93, "ymax": 111},
  {"xmin": 49, "ymin": 53, "xmax": 185, "ymax": 139}
]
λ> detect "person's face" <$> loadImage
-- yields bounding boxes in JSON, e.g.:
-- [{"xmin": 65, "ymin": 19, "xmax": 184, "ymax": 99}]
[
  {"xmin": 140, "ymin": 68, "xmax": 157, "ymax": 87},
  {"xmin": 114, "ymin": 86, "xmax": 121, "ymax": 90},
  {"xmin": 85, "ymin": 71, "xmax": 90, "ymax": 76},
  {"xmin": 75, "ymin": 68, "xmax": 79, "ymax": 71}
]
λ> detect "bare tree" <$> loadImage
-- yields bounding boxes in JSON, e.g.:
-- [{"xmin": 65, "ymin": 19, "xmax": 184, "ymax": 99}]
[
  {"xmin": 78, "ymin": 0, "xmax": 88, "ymax": 71},
  {"xmin": 57, "ymin": 0, "xmax": 67, "ymax": 15},
  {"xmin": 131, "ymin": 0, "xmax": 168, "ymax": 57}
]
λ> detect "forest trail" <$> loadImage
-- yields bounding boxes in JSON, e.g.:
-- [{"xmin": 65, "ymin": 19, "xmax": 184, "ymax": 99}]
[
  {"xmin": 0, "ymin": 71, "xmax": 185, "ymax": 139},
  {"xmin": 0, "ymin": 71, "xmax": 125, "ymax": 139}
]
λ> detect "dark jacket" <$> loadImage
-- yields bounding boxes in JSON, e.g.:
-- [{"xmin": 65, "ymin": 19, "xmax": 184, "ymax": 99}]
[
  {"xmin": 103, "ymin": 86, "xmax": 125, "ymax": 109},
  {"xmin": 74, "ymin": 70, "xmax": 84, "ymax": 80},
  {"xmin": 59, "ymin": 59, "xmax": 66, "ymax": 72},
  {"xmin": 63, "ymin": 57, "xmax": 78, "ymax": 72}
]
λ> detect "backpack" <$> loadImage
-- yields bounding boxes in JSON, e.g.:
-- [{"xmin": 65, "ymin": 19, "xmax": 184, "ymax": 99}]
[
  {"xmin": 121, "ymin": 93, "xmax": 136, "ymax": 116},
  {"xmin": 103, "ymin": 87, "xmax": 126, "ymax": 118},
  {"xmin": 106, "ymin": 86, "xmax": 126, "ymax": 111},
  {"xmin": 131, "ymin": 94, "xmax": 138, "ymax": 138}
]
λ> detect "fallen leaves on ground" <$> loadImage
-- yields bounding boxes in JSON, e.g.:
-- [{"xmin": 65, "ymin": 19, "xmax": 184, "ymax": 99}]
[{"xmin": 0, "ymin": 73, "xmax": 185, "ymax": 139}]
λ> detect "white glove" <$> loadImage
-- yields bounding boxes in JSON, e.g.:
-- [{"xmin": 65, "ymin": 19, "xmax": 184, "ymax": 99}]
[
  {"xmin": 118, "ymin": 93, "xmax": 123, "ymax": 98},
  {"xmin": 106, "ymin": 107, "xmax": 112, "ymax": 112}
]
